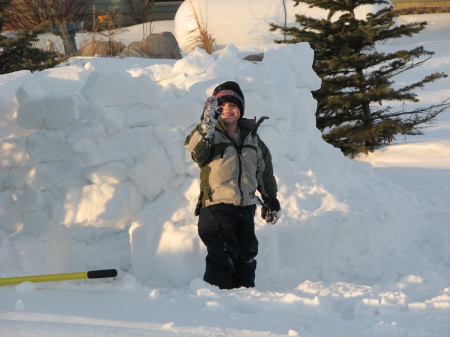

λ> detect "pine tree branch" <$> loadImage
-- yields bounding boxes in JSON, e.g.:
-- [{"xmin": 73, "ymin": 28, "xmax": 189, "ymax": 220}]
[
  {"xmin": 385, "ymin": 54, "xmax": 433, "ymax": 80},
  {"xmin": 374, "ymin": 99, "xmax": 450, "ymax": 120}
]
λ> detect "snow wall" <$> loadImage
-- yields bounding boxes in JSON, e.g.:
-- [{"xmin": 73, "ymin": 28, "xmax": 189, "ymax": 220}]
[
  {"xmin": 174, "ymin": 0, "xmax": 391, "ymax": 51},
  {"xmin": 0, "ymin": 43, "xmax": 444, "ymax": 291}
]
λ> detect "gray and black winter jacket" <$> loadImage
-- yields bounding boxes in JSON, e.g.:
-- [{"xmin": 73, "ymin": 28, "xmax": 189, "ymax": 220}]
[{"xmin": 185, "ymin": 117, "xmax": 277, "ymax": 213}]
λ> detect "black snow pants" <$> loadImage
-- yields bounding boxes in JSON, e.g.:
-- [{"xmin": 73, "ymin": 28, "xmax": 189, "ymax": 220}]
[{"xmin": 198, "ymin": 203, "xmax": 258, "ymax": 289}]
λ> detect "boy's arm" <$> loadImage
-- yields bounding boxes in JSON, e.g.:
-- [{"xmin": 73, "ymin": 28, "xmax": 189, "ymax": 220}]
[
  {"xmin": 256, "ymin": 136, "xmax": 277, "ymax": 199},
  {"xmin": 185, "ymin": 125, "xmax": 214, "ymax": 167},
  {"xmin": 257, "ymin": 136, "xmax": 281, "ymax": 224}
]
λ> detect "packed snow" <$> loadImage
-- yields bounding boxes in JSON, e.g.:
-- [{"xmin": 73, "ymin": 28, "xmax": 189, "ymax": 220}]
[{"xmin": 0, "ymin": 11, "xmax": 449, "ymax": 337}]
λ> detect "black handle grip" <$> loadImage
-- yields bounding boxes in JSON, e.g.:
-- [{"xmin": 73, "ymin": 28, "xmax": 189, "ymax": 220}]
[{"xmin": 87, "ymin": 269, "xmax": 118, "ymax": 279}]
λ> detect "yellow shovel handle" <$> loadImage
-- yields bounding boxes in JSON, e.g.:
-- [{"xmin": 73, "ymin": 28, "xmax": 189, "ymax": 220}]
[{"xmin": 0, "ymin": 269, "xmax": 117, "ymax": 286}]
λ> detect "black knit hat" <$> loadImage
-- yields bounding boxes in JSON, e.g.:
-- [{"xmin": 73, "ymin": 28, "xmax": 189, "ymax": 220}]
[{"xmin": 212, "ymin": 81, "xmax": 245, "ymax": 117}]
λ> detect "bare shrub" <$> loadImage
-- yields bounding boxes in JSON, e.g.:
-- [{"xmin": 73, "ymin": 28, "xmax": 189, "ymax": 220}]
[
  {"xmin": 186, "ymin": 0, "xmax": 215, "ymax": 54},
  {"xmin": 126, "ymin": 0, "xmax": 155, "ymax": 24},
  {"xmin": 91, "ymin": 8, "xmax": 128, "ymax": 57},
  {"xmin": 125, "ymin": 0, "xmax": 155, "ymax": 39},
  {"xmin": 4, "ymin": 0, "xmax": 93, "ymax": 30}
]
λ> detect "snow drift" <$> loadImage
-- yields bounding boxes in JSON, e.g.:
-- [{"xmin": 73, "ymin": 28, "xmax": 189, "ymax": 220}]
[{"xmin": 0, "ymin": 42, "xmax": 448, "ymax": 292}]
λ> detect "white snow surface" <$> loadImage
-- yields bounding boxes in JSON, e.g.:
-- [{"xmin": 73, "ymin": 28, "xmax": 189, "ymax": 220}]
[{"xmin": 0, "ymin": 14, "xmax": 449, "ymax": 337}]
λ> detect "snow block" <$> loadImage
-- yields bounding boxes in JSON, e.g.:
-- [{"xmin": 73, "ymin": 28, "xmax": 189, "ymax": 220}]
[
  {"xmin": 11, "ymin": 186, "xmax": 46, "ymax": 212},
  {"xmin": 206, "ymin": 45, "xmax": 250, "ymax": 79},
  {"xmin": 0, "ymin": 190, "xmax": 23, "ymax": 235},
  {"xmin": 15, "ymin": 99, "xmax": 46, "ymax": 130},
  {"xmin": 14, "ymin": 75, "xmax": 87, "ymax": 130},
  {"xmin": 25, "ymin": 130, "xmax": 72, "ymax": 163},
  {"xmin": 81, "ymin": 72, "xmax": 162, "ymax": 108},
  {"xmin": 163, "ymin": 143, "xmax": 186, "ymax": 176},
  {"xmin": 73, "ymin": 127, "xmax": 154, "ymax": 166},
  {"xmin": 14, "ymin": 79, "xmax": 45, "ymax": 104},
  {"xmin": 103, "ymin": 109, "xmax": 125, "ymax": 135},
  {"xmin": 172, "ymin": 47, "xmax": 215, "ymax": 75},
  {"xmin": 83, "ymin": 161, "xmax": 129, "ymax": 185},
  {"xmin": 263, "ymin": 43, "xmax": 321, "ymax": 93},
  {"xmin": 11, "ymin": 223, "xmax": 70, "ymax": 275},
  {"xmin": 79, "ymin": 102, "xmax": 105, "ymax": 123},
  {"xmin": 128, "ymin": 148, "xmax": 176, "ymax": 201},
  {"xmin": 159, "ymin": 98, "xmax": 202, "ymax": 130},
  {"xmin": 27, "ymin": 161, "xmax": 86, "ymax": 190},
  {"xmin": 129, "ymin": 204, "xmax": 202, "ymax": 287},
  {"xmin": 62, "ymin": 182, "xmax": 143, "ymax": 228},
  {"xmin": 0, "ymin": 137, "xmax": 29, "ymax": 168},
  {"xmin": 41, "ymin": 94, "xmax": 83, "ymax": 130},
  {"xmin": 154, "ymin": 123, "xmax": 183, "ymax": 145},
  {"xmin": 0, "ymin": 71, "xmax": 32, "ymax": 128}
]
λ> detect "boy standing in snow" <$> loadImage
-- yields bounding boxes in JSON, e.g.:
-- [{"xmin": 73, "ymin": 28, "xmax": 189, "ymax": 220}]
[{"xmin": 185, "ymin": 81, "xmax": 280, "ymax": 289}]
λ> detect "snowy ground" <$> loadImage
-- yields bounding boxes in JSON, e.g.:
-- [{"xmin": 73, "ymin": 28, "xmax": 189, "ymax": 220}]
[{"xmin": 0, "ymin": 13, "xmax": 449, "ymax": 337}]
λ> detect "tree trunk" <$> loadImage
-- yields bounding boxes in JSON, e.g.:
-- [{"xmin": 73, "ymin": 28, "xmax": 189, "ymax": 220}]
[{"xmin": 356, "ymin": 67, "xmax": 372, "ymax": 126}]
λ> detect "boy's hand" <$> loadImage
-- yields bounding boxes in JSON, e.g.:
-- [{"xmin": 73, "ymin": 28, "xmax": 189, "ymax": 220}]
[
  {"xmin": 200, "ymin": 97, "xmax": 222, "ymax": 144},
  {"xmin": 261, "ymin": 197, "xmax": 281, "ymax": 224}
]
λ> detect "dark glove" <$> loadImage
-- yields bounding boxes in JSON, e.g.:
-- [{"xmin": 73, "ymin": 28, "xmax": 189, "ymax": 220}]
[{"xmin": 261, "ymin": 197, "xmax": 281, "ymax": 224}]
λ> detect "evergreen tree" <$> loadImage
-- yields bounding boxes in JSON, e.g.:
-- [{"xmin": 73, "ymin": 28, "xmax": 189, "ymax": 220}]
[
  {"xmin": 271, "ymin": 0, "xmax": 449, "ymax": 156},
  {"xmin": 0, "ymin": 0, "xmax": 61, "ymax": 74}
]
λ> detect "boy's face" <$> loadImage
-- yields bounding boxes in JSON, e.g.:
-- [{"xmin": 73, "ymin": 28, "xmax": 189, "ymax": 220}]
[{"xmin": 219, "ymin": 101, "xmax": 240, "ymax": 125}]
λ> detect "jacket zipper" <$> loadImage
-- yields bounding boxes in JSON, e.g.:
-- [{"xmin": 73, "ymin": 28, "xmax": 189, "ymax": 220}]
[
  {"xmin": 225, "ymin": 130, "xmax": 244, "ymax": 206},
  {"xmin": 223, "ymin": 127, "xmax": 251, "ymax": 207},
  {"xmin": 236, "ymin": 145, "xmax": 244, "ymax": 206}
]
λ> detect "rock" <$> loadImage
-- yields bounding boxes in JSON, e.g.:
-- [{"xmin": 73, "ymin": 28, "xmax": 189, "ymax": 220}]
[
  {"xmin": 78, "ymin": 40, "xmax": 125, "ymax": 57},
  {"xmin": 139, "ymin": 32, "xmax": 182, "ymax": 59},
  {"xmin": 120, "ymin": 41, "xmax": 150, "ymax": 58},
  {"xmin": 244, "ymin": 53, "xmax": 264, "ymax": 62}
]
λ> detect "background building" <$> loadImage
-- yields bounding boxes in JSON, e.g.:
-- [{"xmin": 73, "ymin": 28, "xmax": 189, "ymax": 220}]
[{"xmin": 93, "ymin": 0, "xmax": 183, "ymax": 25}]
